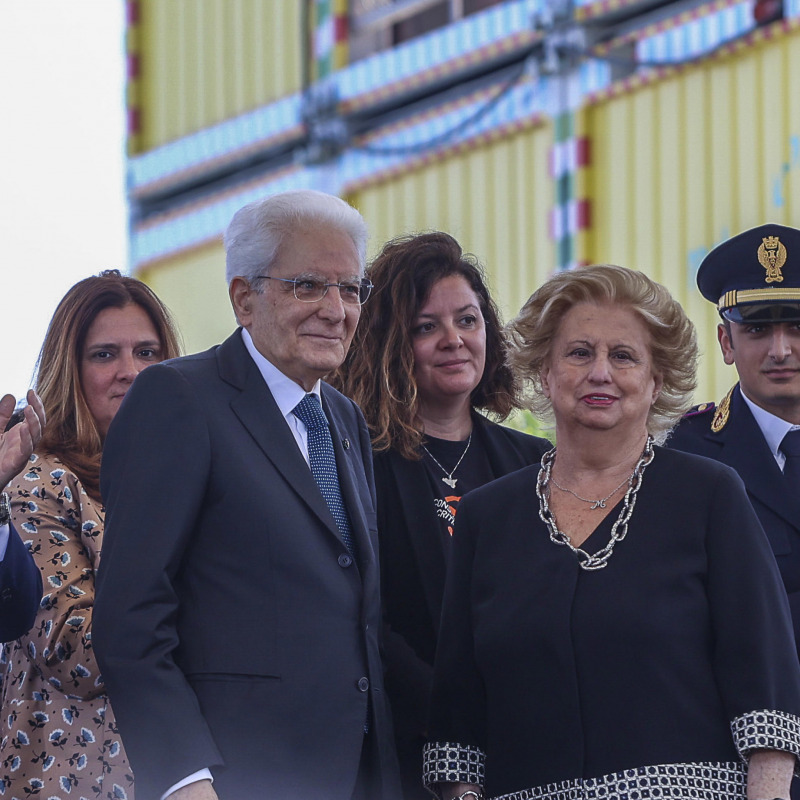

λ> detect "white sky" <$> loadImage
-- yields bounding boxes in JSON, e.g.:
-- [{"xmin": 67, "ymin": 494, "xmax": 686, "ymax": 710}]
[{"xmin": 0, "ymin": 1, "xmax": 126, "ymax": 401}]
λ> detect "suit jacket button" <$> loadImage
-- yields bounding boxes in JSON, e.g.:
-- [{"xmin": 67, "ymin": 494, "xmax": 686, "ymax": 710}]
[
  {"xmin": 338, "ymin": 553, "xmax": 353, "ymax": 568},
  {"xmin": 357, "ymin": 677, "xmax": 370, "ymax": 692}
]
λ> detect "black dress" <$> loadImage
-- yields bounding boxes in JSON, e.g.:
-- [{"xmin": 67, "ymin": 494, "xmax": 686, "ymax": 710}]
[
  {"xmin": 424, "ymin": 447, "xmax": 800, "ymax": 800},
  {"xmin": 375, "ymin": 413, "xmax": 550, "ymax": 799}
]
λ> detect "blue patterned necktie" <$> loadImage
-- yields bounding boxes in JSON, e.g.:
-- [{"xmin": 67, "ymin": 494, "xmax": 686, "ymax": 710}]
[
  {"xmin": 293, "ymin": 393, "xmax": 355, "ymax": 555},
  {"xmin": 781, "ymin": 429, "xmax": 800, "ymax": 484}
]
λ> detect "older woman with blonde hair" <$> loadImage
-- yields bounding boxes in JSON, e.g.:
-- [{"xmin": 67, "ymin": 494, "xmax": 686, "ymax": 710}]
[
  {"xmin": 424, "ymin": 264, "xmax": 800, "ymax": 800},
  {"xmin": 0, "ymin": 270, "xmax": 180, "ymax": 800}
]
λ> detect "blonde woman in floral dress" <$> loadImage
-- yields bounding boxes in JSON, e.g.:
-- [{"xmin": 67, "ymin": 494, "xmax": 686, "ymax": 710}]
[{"xmin": 0, "ymin": 271, "xmax": 180, "ymax": 800}]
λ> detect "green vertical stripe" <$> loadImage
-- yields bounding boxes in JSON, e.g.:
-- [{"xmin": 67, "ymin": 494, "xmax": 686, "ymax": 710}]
[
  {"xmin": 554, "ymin": 112, "xmax": 574, "ymax": 144},
  {"xmin": 556, "ymin": 174, "xmax": 573, "ymax": 206},
  {"xmin": 558, "ymin": 235, "xmax": 573, "ymax": 268},
  {"xmin": 554, "ymin": 111, "xmax": 576, "ymax": 269},
  {"xmin": 317, "ymin": 0, "xmax": 332, "ymax": 23},
  {"xmin": 318, "ymin": 53, "xmax": 333, "ymax": 78}
]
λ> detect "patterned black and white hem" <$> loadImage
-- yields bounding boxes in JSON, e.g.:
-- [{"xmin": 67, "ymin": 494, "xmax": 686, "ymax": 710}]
[{"xmin": 491, "ymin": 761, "xmax": 748, "ymax": 800}]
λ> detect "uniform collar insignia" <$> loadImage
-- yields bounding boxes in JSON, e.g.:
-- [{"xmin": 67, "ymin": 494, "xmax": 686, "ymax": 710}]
[{"xmin": 711, "ymin": 385, "xmax": 735, "ymax": 433}]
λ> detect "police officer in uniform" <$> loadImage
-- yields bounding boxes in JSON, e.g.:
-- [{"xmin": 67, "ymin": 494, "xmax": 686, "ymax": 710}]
[{"xmin": 669, "ymin": 224, "xmax": 800, "ymax": 670}]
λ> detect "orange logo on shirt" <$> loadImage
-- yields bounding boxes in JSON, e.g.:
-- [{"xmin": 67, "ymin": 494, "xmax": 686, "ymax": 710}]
[{"xmin": 435, "ymin": 494, "xmax": 462, "ymax": 535}]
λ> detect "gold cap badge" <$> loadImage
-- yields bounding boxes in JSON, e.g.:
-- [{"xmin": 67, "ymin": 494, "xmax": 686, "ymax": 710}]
[{"xmin": 758, "ymin": 235, "xmax": 787, "ymax": 284}]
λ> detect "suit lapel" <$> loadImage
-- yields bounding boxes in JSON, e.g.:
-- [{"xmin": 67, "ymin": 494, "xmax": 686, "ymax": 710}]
[
  {"xmin": 218, "ymin": 332, "xmax": 344, "ymax": 543},
  {"xmin": 707, "ymin": 387, "xmax": 800, "ymax": 529}
]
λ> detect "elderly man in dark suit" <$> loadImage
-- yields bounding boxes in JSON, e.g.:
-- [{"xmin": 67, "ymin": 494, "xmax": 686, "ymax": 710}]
[
  {"xmin": 94, "ymin": 190, "xmax": 401, "ymax": 800},
  {"xmin": 0, "ymin": 390, "xmax": 45, "ymax": 642},
  {"xmin": 669, "ymin": 223, "xmax": 800, "ymax": 664}
]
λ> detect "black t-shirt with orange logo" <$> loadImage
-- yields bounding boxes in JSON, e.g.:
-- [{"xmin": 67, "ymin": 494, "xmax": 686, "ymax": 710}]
[{"xmin": 421, "ymin": 434, "xmax": 494, "ymax": 541}]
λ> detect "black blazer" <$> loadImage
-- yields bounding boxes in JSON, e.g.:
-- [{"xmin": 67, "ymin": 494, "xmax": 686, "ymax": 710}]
[
  {"xmin": 668, "ymin": 383, "xmax": 800, "ymax": 657},
  {"xmin": 94, "ymin": 330, "xmax": 401, "ymax": 800},
  {"xmin": 0, "ymin": 522, "xmax": 42, "ymax": 642},
  {"xmin": 376, "ymin": 415, "xmax": 550, "ymax": 735}
]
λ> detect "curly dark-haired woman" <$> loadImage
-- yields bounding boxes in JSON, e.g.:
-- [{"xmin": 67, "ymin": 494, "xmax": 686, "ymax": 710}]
[{"xmin": 335, "ymin": 232, "xmax": 550, "ymax": 799}]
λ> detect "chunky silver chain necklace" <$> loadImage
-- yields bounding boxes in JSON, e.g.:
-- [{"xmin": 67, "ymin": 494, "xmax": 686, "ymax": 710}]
[
  {"xmin": 421, "ymin": 432, "xmax": 472, "ymax": 489},
  {"xmin": 550, "ymin": 473, "xmax": 632, "ymax": 509},
  {"xmin": 536, "ymin": 436, "xmax": 655, "ymax": 571}
]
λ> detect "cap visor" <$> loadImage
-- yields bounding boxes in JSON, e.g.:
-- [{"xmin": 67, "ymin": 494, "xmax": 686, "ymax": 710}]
[{"xmin": 721, "ymin": 303, "xmax": 800, "ymax": 323}]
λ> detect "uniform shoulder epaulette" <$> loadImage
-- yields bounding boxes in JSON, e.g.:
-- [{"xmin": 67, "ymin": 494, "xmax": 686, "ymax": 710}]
[
  {"xmin": 679, "ymin": 386, "xmax": 735, "ymax": 433},
  {"xmin": 682, "ymin": 402, "xmax": 716, "ymax": 419}
]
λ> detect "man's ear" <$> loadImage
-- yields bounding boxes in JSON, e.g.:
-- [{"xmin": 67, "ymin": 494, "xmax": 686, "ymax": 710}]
[
  {"xmin": 717, "ymin": 322, "xmax": 735, "ymax": 366},
  {"xmin": 229, "ymin": 277, "xmax": 254, "ymax": 328}
]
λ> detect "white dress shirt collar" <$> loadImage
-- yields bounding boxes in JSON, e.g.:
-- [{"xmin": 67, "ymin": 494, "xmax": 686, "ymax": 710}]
[
  {"xmin": 739, "ymin": 386, "xmax": 800, "ymax": 468},
  {"xmin": 240, "ymin": 328, "xmax": 321, "ymax": 462},
  {"xmin": 240, "ymin": 328, "xmax": 321, "ymax": 410}
]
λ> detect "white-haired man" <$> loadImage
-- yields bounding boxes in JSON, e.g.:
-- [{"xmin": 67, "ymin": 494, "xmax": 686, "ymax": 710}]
[{"xmin": 95, "ymin": 190, "xmax": 401, "ymax": 800}]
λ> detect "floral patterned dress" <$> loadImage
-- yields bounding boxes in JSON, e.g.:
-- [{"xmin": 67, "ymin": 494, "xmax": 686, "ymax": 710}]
[{"xmin": 0, "ymin": 452, "xmax": 134, "ymax": 800}]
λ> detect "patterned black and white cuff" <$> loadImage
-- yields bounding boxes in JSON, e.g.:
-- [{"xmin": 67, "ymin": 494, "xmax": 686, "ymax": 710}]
[
  {"xmin": 423, "ymin": 741, "xmax": 486, "ymax": 796},
  {"xmin": 731, "ymin": 709, "xmax": 800, "ymax": 774}
]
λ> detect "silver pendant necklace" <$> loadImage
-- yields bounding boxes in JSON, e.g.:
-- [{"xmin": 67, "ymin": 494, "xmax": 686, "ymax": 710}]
[
  {"xmin": 421, "ymin": 432, "xmax": 472, "ymax": 489},
  {"xmin": 536, "ymin": 436, "xmax": 655, "ymax": 571},
  {"xmin": 550, "ymin": 473, "xmax": 632, "ymax": 509}
]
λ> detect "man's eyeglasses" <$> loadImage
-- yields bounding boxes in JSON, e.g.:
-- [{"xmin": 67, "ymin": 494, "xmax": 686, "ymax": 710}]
[{"xmin": 256, "ymin": 276, "xmax": 373, "ymax": 305}]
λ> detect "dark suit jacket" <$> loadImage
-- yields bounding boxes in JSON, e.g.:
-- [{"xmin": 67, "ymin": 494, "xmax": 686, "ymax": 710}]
[
  {"xmin": 94, "ymin": 330, "xmax": 401, "ymax": 800},
  {"xmin": 668, "ymin": 383, "xmax": 800, "ymax": 658},
  {"xmin": 376, "ymin": 414, "xmax": 549, "ymax": 797},
  {"xmin": 0, "ymin": 522, "xmax": 42, "ymax": 642}
]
